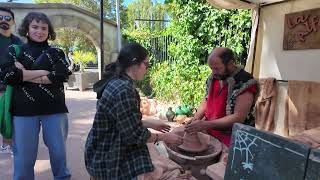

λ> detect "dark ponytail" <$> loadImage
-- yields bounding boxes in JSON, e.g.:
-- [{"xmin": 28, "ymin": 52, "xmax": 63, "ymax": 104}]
[
  {"xmin": 102, "ymin": 62, "xmax": 118, "ymax": 80},
  {"xmin": 103, "ymin": 42, "xmax": 148, "ymax": 79}
]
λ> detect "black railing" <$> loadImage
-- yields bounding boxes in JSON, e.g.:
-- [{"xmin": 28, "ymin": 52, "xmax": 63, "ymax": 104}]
[
  {"xmin": 147, "ymin": 29, "xmax": 250, "ymax": 66},
  {"xmin": 149, "ymin": 35, "xmax": 175, "ymax": 64}
]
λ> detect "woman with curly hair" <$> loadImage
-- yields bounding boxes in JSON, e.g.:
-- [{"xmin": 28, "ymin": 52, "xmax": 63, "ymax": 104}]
[{"xmin": 0, "ymin": 12, "xmax": 71, "ymax": 180}]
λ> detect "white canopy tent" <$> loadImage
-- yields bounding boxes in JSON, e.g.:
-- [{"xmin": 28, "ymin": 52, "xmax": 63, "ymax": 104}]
[{"xmin": 206, "ymin": 0, "xmax": 320, "ymax": 82}]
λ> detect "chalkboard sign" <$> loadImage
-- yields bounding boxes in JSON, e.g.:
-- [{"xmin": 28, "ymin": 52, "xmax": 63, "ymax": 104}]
[
  {"xmin": 224, "ymin": 123, "xmax": 310, "ymax": 180},
  {"xmin": 305, "ymin": 148, "xmax": 320, "ymax": 180}
]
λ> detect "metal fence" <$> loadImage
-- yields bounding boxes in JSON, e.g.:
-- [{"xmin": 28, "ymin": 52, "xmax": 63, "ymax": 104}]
[
  {"xmin": 148, "ymin": 35, "xmax": 250, "ymax": 66},
  {"xmin": 149, "ymin": 35, "xmax": 175, "ymax": 64}
]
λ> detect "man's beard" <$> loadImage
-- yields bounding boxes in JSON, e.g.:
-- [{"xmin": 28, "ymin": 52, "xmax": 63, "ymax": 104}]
[
  {"xmin": 0, "ymin": 22, "xmax": 10, "ymax": 30},
  {"xmin": 214, "ymin": 68, "xmax": 230, "ymax": 80}
]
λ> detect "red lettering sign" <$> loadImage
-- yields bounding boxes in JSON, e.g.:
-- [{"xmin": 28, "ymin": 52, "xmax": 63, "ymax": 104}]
[{"xmin": 284, "ymin": 8, "xmax": 320, "ymax": 50}]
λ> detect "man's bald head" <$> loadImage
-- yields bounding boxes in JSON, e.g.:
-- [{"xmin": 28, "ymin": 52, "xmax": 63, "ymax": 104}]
[
  {"xmin": 208, "ymin": 47, "xmax": 235, "ymax": 66},
  {"xmin": 207, "ymin": 47, "xmax": 236, "ymax": 79}
]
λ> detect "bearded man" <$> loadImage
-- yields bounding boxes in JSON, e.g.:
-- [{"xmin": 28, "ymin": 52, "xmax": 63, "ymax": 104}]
[{"xmin": 185, "ymin": 47, "xmax": 257, "ymax": 148}]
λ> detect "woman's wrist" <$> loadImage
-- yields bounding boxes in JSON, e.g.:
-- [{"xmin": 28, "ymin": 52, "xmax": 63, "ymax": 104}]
[{"xmin": 157, "ymin": 133, "xmax": 166, "ymax": 142}]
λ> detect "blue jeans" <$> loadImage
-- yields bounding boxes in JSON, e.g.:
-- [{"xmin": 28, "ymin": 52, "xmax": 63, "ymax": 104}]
[{"xmin": 12, "ymin": 113, "xmax": 71, "ymax": 180}]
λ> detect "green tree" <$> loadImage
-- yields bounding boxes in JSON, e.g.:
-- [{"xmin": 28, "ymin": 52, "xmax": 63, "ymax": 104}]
[
  {"xmin": 50, "ymin": 28, "xmax": 95, "ymax": 53},
  {"xmin": 123, "ymin": 0, "xmax": 170, "ymax": 64},
  {"xmin": 164, "ymin": 0, "xmax": 251, "ymax": 105},
  {"xmin": 169, "ymin": 0, "xmax": 251, "ymax": 64},
  {"xmin": 125, "ymin": 0, "xmax": 252, "ymax": 106},
  {"xmin": 33, "ymin": 0, "xmax": 127, "ymax": 23},
  {"xmin": 34, "ymin": 0, "xmax": 126, "ymax": 61},
  {"xmin": 125, "ymin": 0, "xmax": 167, "ymax": 31}
]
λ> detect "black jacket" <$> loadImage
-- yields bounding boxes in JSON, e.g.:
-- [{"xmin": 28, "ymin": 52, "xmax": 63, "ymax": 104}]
[{"xmin": 0, "ymin": 39, "xmax": 70, "ymax": 116}]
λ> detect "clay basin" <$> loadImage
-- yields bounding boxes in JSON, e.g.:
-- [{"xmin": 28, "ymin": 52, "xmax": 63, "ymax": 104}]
[{"xmin": 164, "ymin": 126, "xmax": 222, "ymax": 165}]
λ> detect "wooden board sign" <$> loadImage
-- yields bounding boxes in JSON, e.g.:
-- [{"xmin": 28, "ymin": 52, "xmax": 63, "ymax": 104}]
[{"xmin": 283, "ymin": 8, "xmax": 320, "ymax": 50}]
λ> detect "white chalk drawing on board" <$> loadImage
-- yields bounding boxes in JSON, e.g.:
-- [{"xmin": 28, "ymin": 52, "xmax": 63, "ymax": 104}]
[
  {"xmin": 231, "ymin": 129, "xmax": 305, "ymax": 172},
  {"xmin": 231, "ymin": 130, "xmax": 258, "ymax": 171}
]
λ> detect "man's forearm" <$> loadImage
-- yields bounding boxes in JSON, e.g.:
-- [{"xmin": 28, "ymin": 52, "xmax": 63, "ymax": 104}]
[
  {"xmin": 206, "ymin": 92, "xmax": 254, "ymax": 131},
  {"xmin": 206, "ymin": 114, "xmax": 243, "ymax": 130},
  {"xmin": 193, "ymin": 99, "xmax": 207, "ymax": 120}
]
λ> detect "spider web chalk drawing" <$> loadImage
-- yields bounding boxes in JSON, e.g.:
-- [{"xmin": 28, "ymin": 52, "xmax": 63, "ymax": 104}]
[
  {"xmin": 230, "ymin": 129, "xmax": 288, "ymax": 172},
  {"xmin": 228, "ymin": 125, "xmax": 308, "ymax": 180},
  {"xmin": 231, "ymin": 130, "xmax": 258, "ymax": 171}
]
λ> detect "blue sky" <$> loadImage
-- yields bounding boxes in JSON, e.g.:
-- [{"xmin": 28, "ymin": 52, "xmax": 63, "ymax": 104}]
[{"xmin": 1, "ymin": 0, "xmax": 164, "ymax": 6}]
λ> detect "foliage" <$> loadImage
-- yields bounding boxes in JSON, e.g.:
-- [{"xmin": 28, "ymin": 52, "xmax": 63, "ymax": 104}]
[
  {"xmin": 33, "ymin": 0, "xmax": 126, "ymax": 22},
  {"xmin": 72, "ymin": 51, "xmax": 96, "ymax": 71},
  {"xmin": 169, "ymin": 0, "xmax": 252, "ymax": 65},
  {"xmin": 34, "ymin": 0, "xmax": 127, "ymax": 57},
  {"xmin": 50, "ymin": 28, "xmax": 95, "ymax": 54},
  {"xmin": 125, "ymin": 0, "xmax": 252, "ymax": 106},
  {"xmin": 123, "ymin": 0, "xmax": 170, "ymax": 63},
  {"xmin": 147, "ymin": 62, "xmax": 211, "ymax": 106}
]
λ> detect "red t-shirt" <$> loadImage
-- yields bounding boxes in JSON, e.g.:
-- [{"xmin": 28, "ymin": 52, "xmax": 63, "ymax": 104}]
[{"xmin": 205, "ymin": 79, "xmax": 257, "ymax": 147}]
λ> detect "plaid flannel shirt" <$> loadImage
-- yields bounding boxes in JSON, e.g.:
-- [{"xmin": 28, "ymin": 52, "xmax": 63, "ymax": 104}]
[{"xmin": 85, "ymin": 74, "xmax": 153, "ymax": 179}]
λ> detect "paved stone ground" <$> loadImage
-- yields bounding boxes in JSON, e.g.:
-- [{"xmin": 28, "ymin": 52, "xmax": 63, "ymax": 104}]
[{"xmin": 0, "ymin": 90, "xmax": 97, "ymax": 180}]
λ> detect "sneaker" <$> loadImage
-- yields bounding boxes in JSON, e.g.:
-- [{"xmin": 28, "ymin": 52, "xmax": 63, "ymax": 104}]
[{"xmin": 0, "ymin": 145, "xmax": 12, "ymax": 154}]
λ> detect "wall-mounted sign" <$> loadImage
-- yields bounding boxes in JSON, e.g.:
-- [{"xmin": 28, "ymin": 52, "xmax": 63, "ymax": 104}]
[{"xmin": 283, "ymin": 8, "xmax": 320, "ymax": 50}]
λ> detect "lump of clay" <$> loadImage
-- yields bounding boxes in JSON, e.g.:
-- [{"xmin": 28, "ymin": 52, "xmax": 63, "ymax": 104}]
[{"xmin": 178, "ymin": 132, "xmax": 209, "ymax": 153}]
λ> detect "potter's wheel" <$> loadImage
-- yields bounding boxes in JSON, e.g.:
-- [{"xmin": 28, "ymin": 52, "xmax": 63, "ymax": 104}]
[
  {"xmin": 163, "ymin": 127, "xmax": 223, "ymax": 180},
  {"xmin": 164, "ymin": 126, "xmax": 222, "ymax": 161},
  {"xmin": 178, "ymin": 143, "xmax": 208, "ymax": 153}
]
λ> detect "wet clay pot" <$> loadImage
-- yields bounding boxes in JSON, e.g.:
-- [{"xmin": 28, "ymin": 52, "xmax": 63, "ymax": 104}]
[{"xmin": 178, "ymin": 132, "xmax": 209, "ymax": 153}]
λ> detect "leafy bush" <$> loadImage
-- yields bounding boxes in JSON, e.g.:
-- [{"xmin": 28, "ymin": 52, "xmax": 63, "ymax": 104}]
[
  {"xmin": 124, "ymin": 0, "xmax": 251, "ymax": 106},
  {"xmin": 147, "ymin": 61, "xmax": 211, "ymax": 106}
]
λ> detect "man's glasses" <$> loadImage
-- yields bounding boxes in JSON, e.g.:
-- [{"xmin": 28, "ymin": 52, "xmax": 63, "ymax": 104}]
[{"xmin": 0, "ymin": 15, "xmax": 12, "ymax": 22}]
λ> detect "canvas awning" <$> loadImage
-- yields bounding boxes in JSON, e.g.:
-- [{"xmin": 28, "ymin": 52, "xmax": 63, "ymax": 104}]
[{"xmin": 206, "ymin": 0, "xmax": 290, "ymax": 9}]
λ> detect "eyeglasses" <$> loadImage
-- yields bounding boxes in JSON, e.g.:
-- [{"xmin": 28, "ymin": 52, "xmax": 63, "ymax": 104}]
[
  {"xmin": 143, "ymin": 61, "xmax": 150, "ymax": 69},
  {"xmin": 0, "ymin": 15, "xmax": 12, "ymax": 22}
]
